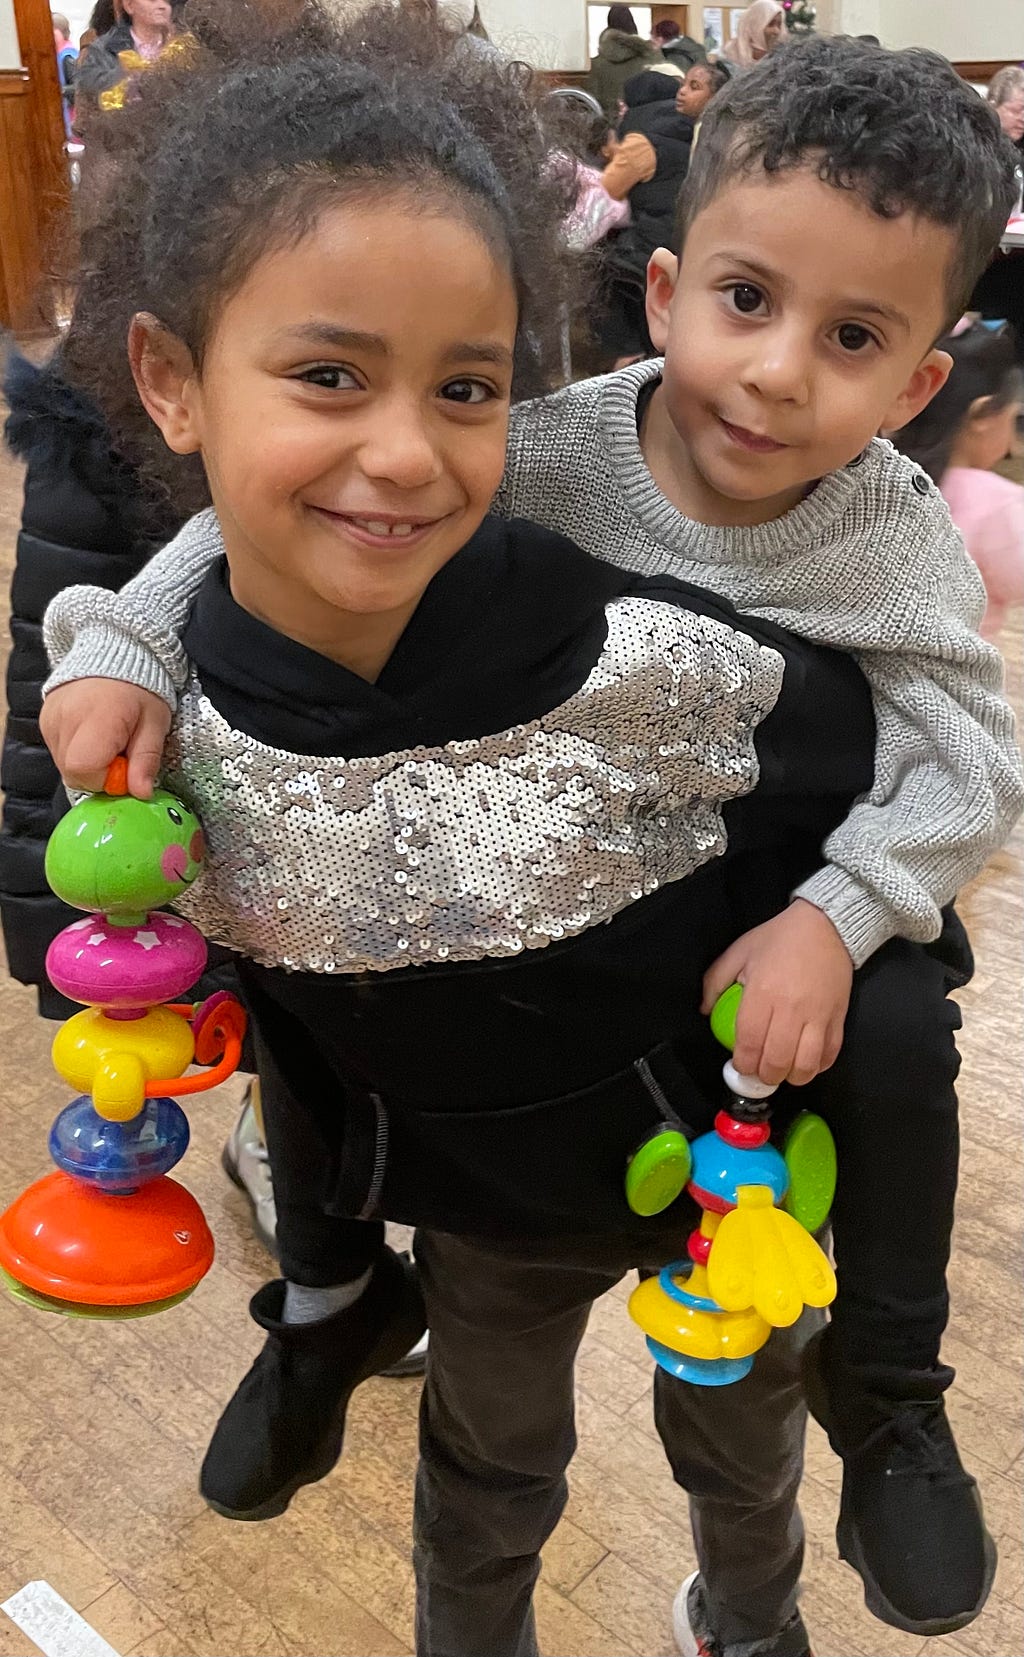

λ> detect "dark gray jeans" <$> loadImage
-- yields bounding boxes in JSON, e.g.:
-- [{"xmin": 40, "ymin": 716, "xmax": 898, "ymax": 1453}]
[{"xmin": 412, "ymin": 1230, "xmax": 819, "ymax": 1657}]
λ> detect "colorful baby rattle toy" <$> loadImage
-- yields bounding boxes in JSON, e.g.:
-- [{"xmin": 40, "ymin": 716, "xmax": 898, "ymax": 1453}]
[
  {"xmin": 0, "ymin": 759, "xmax": 246, "ymax": 1318},
  {"xmin": 627, "ymin": 984, "xmax": 838, "ymax": 1384}
]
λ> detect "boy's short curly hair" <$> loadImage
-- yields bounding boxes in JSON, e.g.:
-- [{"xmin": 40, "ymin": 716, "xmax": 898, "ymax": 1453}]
[
  {"xmin": 677, "ymin": 35, "xmax": 1020, "ymax": 330},
  {"xmin": 62, "ymin": 0, "xmax": 584, "ymax": 514}
]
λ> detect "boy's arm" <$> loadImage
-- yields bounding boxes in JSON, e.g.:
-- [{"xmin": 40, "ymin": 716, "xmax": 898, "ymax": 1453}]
[
  {"xmin": 794, "ymin": 553, "xmax": 1022, "ymax": 968},
  {"xmin": 43, "ymin": 507, "xmax": 222, "ymax": 708}
]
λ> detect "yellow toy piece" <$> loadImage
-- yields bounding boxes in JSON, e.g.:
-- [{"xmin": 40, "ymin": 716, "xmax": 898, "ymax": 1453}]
[
  {"xmin": 52, "ymin": 1006, "xmax": 195, "ymax": 1122},
  {"xmin": 706, "ymin": 1184, "xmax": 836, "ymax": 1326},
  {"xmin": 629, "ymin": 1264, "xmax": 772, "ymax": 1362}
]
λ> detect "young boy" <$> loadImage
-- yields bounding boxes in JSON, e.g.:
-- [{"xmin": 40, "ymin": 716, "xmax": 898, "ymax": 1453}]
[{"xmin": 40, "ymin": 34, "xmax": 1021, "ymax": 1657}]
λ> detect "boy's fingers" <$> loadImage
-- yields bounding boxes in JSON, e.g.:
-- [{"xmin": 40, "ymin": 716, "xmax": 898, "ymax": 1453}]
[
  {"xmin": 788, "ymin": 1024, "xmax": 826, "ymax": 1087},
  {"xmin": 732, "ymin": 993, "xmax": 771, "ymax": 1080},
  {"xmin": 701, "ymin": 947, "xmax": 743, "ymax": 1015},
  {"xmin": 757, "ymin": 1012, "xmax": 800, "ymax": 1086}
]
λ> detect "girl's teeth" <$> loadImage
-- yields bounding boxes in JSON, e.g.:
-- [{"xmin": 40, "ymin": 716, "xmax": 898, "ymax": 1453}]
[{"xmin": 358, "ymin": 519, "xmax": 417, "ymax": 537}]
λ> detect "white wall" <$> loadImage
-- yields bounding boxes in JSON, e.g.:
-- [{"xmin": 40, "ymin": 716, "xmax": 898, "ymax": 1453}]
[
  {"xmin": 833, "ymin": 0, "xmax": 1023, "ymax": 57},
  {"xmin": 0, "ymin": 0, "xmax": 21, "ymax": 70},
  {"xmin": 481, "ymin": 0, "xmax": 588, "ymax": 69}
]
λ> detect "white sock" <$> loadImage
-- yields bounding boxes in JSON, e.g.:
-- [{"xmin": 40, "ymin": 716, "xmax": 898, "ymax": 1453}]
[{"xmin": 282, "ymin": 1268, "xmax": 373, "ymax": 1325}]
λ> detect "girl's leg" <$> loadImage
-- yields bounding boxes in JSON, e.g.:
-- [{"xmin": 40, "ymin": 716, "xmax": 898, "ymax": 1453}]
[{"xmin": 412, "ymin": 1232, "xmax": 623, "ymax": 1657}]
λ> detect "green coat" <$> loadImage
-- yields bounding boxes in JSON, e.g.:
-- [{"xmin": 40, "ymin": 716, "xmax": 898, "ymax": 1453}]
[{"xmin": 584, "ymin": 29, "xmax": 666, "ymax": 117}]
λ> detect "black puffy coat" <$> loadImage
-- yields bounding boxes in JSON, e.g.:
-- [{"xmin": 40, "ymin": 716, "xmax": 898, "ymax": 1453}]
[
  {"xmin": 0, "ymin": 352, "xmax": 245, "ymax": 1039},
  {"xmin": 612, "ymin": 72, "xmax": 695, "ymax": 280}
]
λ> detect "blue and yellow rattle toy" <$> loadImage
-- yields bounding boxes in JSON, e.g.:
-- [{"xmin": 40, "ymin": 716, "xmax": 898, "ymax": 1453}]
[
  {"xmin": 627, "ymin": 985, "xmax": 837, "ymax": 1384},
  {"xmin": 0, "ymin": 760, "xmax": 246, "ymax": 1318}
]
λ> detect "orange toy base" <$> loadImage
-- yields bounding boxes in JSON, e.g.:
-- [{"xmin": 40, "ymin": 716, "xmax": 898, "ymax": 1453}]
[{"xmin": 0, "ymin": 1170, "xmax": 213, "ymax": 1306}]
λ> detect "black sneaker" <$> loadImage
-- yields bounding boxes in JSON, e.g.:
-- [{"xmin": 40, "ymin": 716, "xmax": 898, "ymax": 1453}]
[
  {"xmin": 804, "ymin": 1328, "xmax": 996, "ymax": 1635},
  {"xmin": 200, "ymin": 1247, "xmax": 426, "ymax": 1521}
]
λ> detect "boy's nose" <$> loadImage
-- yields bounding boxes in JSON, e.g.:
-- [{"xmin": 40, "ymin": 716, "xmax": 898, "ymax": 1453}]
[{"xmin": 742, "ymin": 333, "xmax": 812, "ymax": 407}]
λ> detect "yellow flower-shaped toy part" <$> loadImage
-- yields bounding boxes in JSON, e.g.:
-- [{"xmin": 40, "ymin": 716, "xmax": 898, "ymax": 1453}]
[{"xmin": 706, "ymin": 1184, "xmax": 837, "ymax": 1326}]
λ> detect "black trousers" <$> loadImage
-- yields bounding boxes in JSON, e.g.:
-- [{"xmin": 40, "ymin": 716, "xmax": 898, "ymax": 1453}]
[{"xmin": 240, "ymin": 905, "xmax": 970, "ymax": 1386}]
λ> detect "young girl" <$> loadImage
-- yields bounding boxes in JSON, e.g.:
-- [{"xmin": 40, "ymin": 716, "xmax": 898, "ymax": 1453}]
[
  {"xmin": 894, "ymin": 320, "xmax": 1023, "ymax": 643},
  {"xmin": 40, "ymin": 9, "xmax": 907, "ymax": 1656}
]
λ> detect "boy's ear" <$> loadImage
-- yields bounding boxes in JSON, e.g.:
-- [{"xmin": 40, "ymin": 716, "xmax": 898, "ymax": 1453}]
[
  {"xmin": 879, "ymin": 348, "xmax": 953, "ymax": 435},
  {"xmin": 128, "ymin": 313, "xmax": 202, "ymax": 455},
  {"xmin": 645, "ymin": 248, "xmax": 679, "ymax": 353}
]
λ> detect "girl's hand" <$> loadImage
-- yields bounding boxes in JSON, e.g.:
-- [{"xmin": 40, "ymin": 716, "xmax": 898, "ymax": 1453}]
[
  {"xmin": 701, "ymin": 899, "xmax": 854, "ymax": 1087},
  {"xmin": 40, "ymin": 678, "xmax": 172, "ymax": 799}
]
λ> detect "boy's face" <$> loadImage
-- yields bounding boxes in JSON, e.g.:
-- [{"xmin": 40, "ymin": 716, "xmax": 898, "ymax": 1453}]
[
  {"xmin": 131, "ymin": 199, "xmax": 517, "ymax": 672},
  {"xmin": 645, "ymin": 167, "xmax": 954, "ymax": 524}
]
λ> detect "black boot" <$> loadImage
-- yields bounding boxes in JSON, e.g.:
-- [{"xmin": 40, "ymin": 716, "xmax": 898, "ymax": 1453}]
[
  {"xmin": 803, "ymin": 1326, "xmax": 996, "ymax": 1635},
  {"xmin": 200, "ymin": 1247, "xmax": 426, "ymax": 1521}
]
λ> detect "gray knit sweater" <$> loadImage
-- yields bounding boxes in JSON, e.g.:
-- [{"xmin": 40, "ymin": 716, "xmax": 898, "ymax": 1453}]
[{"xmin": 44, "ymin": 359, "xmax": 1023, "ymax": 966}]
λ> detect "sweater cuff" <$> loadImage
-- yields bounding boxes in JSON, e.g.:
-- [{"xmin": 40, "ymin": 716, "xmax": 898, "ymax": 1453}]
[
  {"xmin": 792, "ymin": 865, "xmax": 899, "ymax": 968},
  {"xmin": 43, "ymin": 621, "xmax": 180, "ymax": 711}
]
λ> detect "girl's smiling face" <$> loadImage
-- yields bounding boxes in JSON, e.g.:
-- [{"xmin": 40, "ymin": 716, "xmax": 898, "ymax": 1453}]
[{"xmin": 132, "ymin": 196, "xmax": 519, "ymax": 678}]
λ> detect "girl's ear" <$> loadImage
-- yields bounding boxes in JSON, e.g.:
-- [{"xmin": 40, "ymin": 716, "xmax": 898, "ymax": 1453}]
[
  {"xmin": 128, "ymin": 313, "xmax": 203, "ymax": 455},
  {"xmin": 645, "ymin": 248, "xmax": 679, "ymax": 353},
  {"xmin": 880, "ymin": 347, "xmax": 953, "ymax": 434}
]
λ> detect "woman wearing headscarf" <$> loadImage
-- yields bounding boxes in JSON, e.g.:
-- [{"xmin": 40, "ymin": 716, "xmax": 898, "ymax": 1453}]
[{"xmin": 720, "ymin": 0, "xmax": 785, "ymax": 72}]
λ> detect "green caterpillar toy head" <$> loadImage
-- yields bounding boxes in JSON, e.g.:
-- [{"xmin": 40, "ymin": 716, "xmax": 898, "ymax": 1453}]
[{"xmin": 45, "ymin": 759, "xmax": 205, "ymax": 925}]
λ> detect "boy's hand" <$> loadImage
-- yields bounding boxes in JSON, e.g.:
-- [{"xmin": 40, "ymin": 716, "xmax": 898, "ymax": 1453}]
[
  {"xmin": 701, "ymin": 899, "xmax": 853, "ymax": 1087},
  {"xmin": 40, "ymin": 678, "xmax": 171, "ymax": 799}
]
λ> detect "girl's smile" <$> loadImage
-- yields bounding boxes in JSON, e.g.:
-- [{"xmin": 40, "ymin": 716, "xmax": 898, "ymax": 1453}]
[{"xmin": 133, "ymin": 196, "xmax": 519, "ymax": 682}]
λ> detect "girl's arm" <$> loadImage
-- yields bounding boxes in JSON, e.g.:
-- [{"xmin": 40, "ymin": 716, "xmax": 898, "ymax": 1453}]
[{"xmin": 42, "ymin": 508, "xmax": 223, "ymax": 795}]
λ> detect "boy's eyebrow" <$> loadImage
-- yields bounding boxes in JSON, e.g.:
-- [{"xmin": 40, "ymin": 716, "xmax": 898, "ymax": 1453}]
[
  {"xmin": 272, "ymin": 323, "xmax": 514, "ymax": 368},
  {"xmin": 710, "ymin": 253, "xmax": 913, "ymax": 333}
]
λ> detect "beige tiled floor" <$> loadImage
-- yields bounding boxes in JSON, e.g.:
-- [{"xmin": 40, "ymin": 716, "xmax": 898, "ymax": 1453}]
[{"xmin": 0, "ymin": 411, "xmax": 1020, "ymax": 1657}]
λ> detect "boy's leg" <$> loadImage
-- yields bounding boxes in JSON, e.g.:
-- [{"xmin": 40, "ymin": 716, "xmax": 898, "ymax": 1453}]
[
  {"xmin": 412, "ymin": 1231, "xmax": 624, "ymax": 1657},
  {"xmin": 655, "ymin": 1314, "xmax": 819, "ymax": 1657},
  {"xmin": 798, "ymin": 925, "xmax": 995, "ymax": 1633}
]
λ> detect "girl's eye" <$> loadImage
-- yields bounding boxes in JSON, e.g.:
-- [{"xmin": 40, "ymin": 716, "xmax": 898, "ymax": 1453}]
[
  {"xmin": 729, "ymin": 283, "xmax": 765, "ymax": 316},
  {"xmin": 836, "ymin": 323, "xmax": 875, "ymax": 353},
  {"xmin": 440, "ymin": 378, "xmax": 494, "ymax": 405},
  {"xmin": 296, "ymin": 366, "xmax": 359, "ymax": 390}
]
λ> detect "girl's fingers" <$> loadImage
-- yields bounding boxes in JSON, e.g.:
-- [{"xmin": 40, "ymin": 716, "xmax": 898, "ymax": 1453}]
[{"xmin": 126, "ymin": 704, "xmax": 172, "ymax": 799}]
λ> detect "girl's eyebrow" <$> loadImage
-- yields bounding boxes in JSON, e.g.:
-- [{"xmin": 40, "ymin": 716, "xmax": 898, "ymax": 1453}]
[{"xmin": 272, "ymin": 322, "xmax": 514, "ymax": 370}]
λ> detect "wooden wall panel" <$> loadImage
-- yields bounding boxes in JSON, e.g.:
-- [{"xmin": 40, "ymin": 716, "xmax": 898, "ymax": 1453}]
[{"xmin": 0, "ymin": 69, "xmax": 46, "ymax": 331}]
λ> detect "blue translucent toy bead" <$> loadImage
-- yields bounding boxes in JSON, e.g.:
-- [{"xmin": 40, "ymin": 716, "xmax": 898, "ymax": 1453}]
[
  {"xmin": 688, "ymin": 1130, "xmax": 789, "ymax": 1211},
  {"xmin": 48, "ymin": 1095, "xmax": 190, "ymax": 1194},
  {"xmin": 645, "ymin": 1338, "xmax": 754, "ymax": 1386}
]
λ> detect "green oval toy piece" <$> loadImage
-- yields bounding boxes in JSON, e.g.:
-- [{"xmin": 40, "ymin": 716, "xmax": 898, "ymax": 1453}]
[
  {"xmin": 781, "ymin": 1113, "xmax": 837, "ymax": 1233},
  {"xmin": 625, "ymin": 1130, "xmax": 692, "ymax": 1217},
  {"xmin": 45, "ymin": 786, "xmax": 205, "ymax": 926},
  {"xmin": 710, "ymin": 983, "xmax": 743, "ymax": 1052}
]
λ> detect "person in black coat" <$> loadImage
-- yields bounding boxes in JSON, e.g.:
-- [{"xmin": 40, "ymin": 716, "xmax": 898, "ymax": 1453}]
[
  {"xmin": 1, "ymin": 350, "xmax": 180, "ymax": 1015},
  {"xmin": 596, "ymin": 69, "xmax": 697, "ymax": 364}
]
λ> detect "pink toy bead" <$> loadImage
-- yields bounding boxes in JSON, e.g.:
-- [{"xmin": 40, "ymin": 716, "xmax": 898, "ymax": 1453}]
[{"xmin": 45, "ymin": 911, "xmax": 208, "ymax": 1010}]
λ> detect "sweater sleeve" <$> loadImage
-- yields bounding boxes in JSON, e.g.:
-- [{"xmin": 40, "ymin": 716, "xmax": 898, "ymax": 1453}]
[
  {"xmin": 43, "ymin": 508, "xmax": 222, "ymax": 707},
  {"xmin": 793, "ymin": 498, "xmax": 1024, "ymax": 966}
]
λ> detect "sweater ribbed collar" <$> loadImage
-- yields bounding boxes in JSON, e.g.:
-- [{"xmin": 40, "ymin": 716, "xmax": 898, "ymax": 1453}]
[{"xmin": 595, "ymin": 358, "xmax": 878, "ymax": 566}]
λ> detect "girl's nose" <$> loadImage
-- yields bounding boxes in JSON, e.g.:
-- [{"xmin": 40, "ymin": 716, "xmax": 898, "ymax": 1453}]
[{"xmin": 358, "ymin": 403, "xmax": 444, "ymax": 489}]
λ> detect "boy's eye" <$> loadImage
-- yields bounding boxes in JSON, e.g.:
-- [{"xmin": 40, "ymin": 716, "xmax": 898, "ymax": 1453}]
[
  {"xmin": 296, "ymin": 366, "xmax": 359, "ymax": 390},
  {"xmin": 440, "ymin": 378, "xmax": 494, "ymax": 405},
  {"xmin": 729, "ymin": 284, "xmax": 765, "ymax": 315},
  {"xmin": 836, "ymin": 323, "xmax": 875, "ymax": 353}
]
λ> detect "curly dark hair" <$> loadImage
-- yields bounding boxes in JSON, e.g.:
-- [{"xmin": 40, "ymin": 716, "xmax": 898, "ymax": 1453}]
[
  {"xmin": 62, "ymin": 0, "xmax": 582, "ymax": 512},
  {"xmin": 677, "ymin": 34, "xmax": 1021, "ymax": 330}
]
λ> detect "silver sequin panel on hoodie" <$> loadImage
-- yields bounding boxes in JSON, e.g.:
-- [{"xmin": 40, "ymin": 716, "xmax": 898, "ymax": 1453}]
[{"xmin": 164, "ymin": 598, "xmax": 784, "ymax": 974}]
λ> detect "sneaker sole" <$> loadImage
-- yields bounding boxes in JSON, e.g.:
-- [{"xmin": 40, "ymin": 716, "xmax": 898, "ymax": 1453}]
[
  {"xmin": 203, "ymin": 1414, "xmax": 348, "ymax": 1522},
  {"xmin": 837, "ymin": 1501, "xmax": 998, "ymax": 1636}
]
